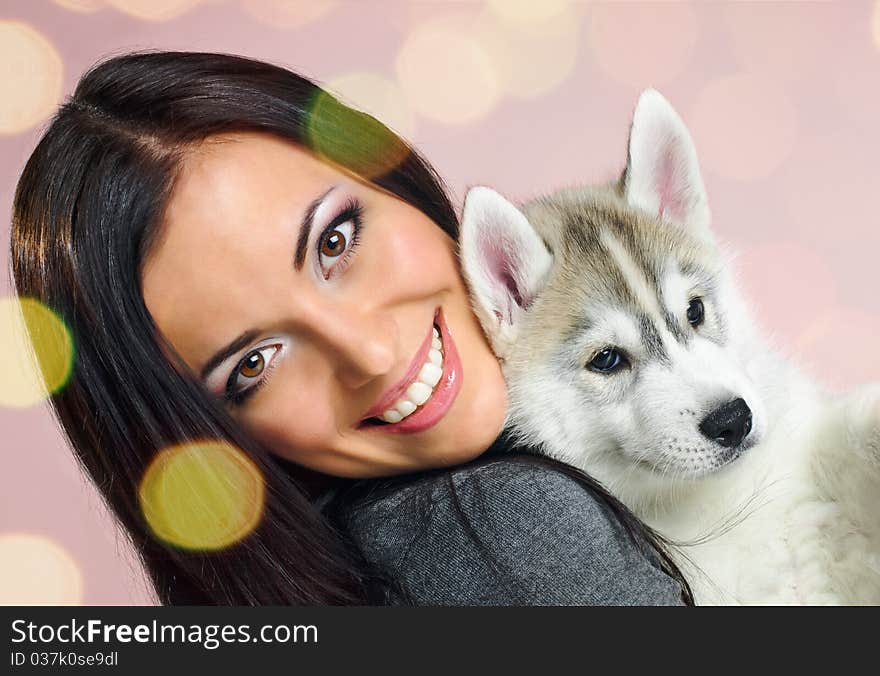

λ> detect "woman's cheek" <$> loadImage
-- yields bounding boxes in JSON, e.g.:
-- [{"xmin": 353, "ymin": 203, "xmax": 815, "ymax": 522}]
[{"xmin": 243, "ymin": 381, "xmax": 338, "ymax": 464}]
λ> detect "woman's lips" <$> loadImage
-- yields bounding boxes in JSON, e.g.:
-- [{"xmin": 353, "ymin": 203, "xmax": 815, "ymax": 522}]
[
  {"xmin": 358, "ymin": 307, "xmax": 463, "ymax": 434},
  {"xmin": 359, "ymin": 312, "xmax": 436, "ymax": 422}
]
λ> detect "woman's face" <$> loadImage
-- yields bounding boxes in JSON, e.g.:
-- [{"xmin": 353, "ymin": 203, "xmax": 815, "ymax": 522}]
[{"xmin": 141, "ymin": 131, "xmax": 508, "ymax": 478}]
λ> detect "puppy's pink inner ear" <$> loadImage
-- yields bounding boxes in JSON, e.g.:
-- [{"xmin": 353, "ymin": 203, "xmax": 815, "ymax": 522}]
[
  {"xmin": 655, "ymin": 141, "xmax": 690, "ymax": 225},
  {"xmin": 480, "ymin": 231, "xmax": 524, "ymax": 321}
]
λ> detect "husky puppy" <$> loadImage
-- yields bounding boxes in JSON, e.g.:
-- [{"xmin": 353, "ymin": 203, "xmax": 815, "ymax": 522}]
[{"xmin": 459, "ymin": 90, "xmax": 880, "ymax": 604}]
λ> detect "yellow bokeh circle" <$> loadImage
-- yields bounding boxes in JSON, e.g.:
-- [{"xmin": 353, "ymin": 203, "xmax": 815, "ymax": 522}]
[
  {"xmin": 326, "ymin": 71, "xmax": 416, "ymax": 139},
  {"xmin": 0, "ymin": 533, "xmax": 84, "ymax": 605},
  {"xmin": 0, "ymin": 296, "xmax": 74, "ymax": 409},
  {"xmin": 307, "ymin": 87, "xmax": 411, "ymax": 180},
  {"xmin": 139, "ymin": 440, "xmax": 266, "ymax": 551},
  {"xmin": 0, "ymin": 21, "xmax": 63, "ymax": 135}
]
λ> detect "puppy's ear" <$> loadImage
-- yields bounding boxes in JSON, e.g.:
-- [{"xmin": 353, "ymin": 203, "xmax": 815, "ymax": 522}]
[
  {"xmin": 459, "ymin": 186, "xmax": 552, "ymax": 360},
  {"xmin": 623, "ymin": 89, "xmax": 711, "ymax": 237}
]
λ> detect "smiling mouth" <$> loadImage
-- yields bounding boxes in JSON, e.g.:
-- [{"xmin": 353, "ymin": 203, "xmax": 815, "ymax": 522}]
[
  {"xmin": 362, "ymin": 321, "xmax": 444, "ymax": 426},
  {"xmin": 358, "ymin": 307, "xmax": 462, "ymax": 434}
]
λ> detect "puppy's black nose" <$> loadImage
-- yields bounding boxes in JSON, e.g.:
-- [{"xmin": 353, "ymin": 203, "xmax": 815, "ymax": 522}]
[{"xmin": 699, "ymin": 398, "xmax": 752, "ymax": 448}]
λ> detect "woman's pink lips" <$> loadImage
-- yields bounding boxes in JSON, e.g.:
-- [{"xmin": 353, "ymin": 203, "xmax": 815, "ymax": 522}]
[
  {"xmin": 360, "ymin": 310, "xmax": 438, "ymax": 423},
  {"xmin": 358, "ymin": 307, "xmax": 463, "ymax": 434}
]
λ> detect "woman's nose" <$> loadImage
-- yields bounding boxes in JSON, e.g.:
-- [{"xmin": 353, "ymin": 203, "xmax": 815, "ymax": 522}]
[{"xmin": 304, "ymin": 302, "xmax": 398, "ymax": 390}]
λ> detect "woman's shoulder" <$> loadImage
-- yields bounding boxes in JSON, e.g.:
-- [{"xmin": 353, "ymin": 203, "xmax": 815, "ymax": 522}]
[
  {"xmin": 346, "ymin": 456, "xmax": 609, "ymax": 538},
  {"xmin": 343, "ymin": 455, "xmax": 685, "ymax": 606}
]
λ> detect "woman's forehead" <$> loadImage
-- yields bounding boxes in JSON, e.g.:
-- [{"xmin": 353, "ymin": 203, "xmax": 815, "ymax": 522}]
[
  {"xmin": 175, "ymin": 132, "xmax": 335, "ymax": 202},
  {"xmin": 144, "ymin": 132, "xmax": 337, "ymax": 276}
]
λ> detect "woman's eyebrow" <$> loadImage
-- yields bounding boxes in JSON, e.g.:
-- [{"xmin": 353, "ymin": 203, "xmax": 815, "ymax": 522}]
[
  {"xmin": 200, "ymin": 329, "xmax": 260, "ymax": 381},
  {"xmin": 199, "ymin": 185, "xmax": 337, "ymax": 382},
  {"xmin": 293, "ymin": 185, "xmax": 336, "ymax": 271}
]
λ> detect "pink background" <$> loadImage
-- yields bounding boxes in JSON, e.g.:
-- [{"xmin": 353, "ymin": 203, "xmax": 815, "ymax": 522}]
[{"xmin": 1, "ymin": 0, "xmax": 878, "ymax": 605}]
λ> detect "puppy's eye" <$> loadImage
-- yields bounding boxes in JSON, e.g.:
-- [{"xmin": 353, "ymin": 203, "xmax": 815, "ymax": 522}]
[
  {"xmin": 588, "ymin": 348, "xmax": 628, "ymax": 373},
  {"xmin": 687, "ymin": 298, "xmax": 705, "ymax": 327}
]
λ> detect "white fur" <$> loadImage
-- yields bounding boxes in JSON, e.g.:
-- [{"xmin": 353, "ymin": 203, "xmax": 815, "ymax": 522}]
[
  {"xmin": 599, "ymin": 229, "xmax": 669, "ymax": 334},
  {"xmin": 625, "ymin": 89, "xmax": 712, "ymax": 242},
  {"xmin": 460, "ymin": 91, "xmax": 880, "ymax": 605}
]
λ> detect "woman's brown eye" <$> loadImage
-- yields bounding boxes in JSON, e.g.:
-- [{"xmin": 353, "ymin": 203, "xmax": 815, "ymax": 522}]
[
  {"xmin": 321, "ymin": 229, "xmax": 347, "ymax": 257},
  {"xmin": 316, "ymin": 210, "xmax": 360, "ymax": 279},
  {"xmin": 225, "ymin": 343, "xmax": 284, "ymax": 406},
  {"xmin": 240, "ymin": 351, "xmax": 264, "ymax": 378}
]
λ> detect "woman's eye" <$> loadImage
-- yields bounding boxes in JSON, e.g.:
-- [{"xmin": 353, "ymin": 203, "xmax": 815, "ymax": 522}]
[
  {"xmin": 316, "ymin": 199, "xmax": 364, "ymax": 279},
  {"xmin": 687, "ymin": 297, "xmax": 705, "ymax": 327},
  {"xmin": 225, "ymin": 344, "xmax": 282, "ymax": 405},
  {"xmin": 319, "ymin": 220, "xmax": 353, "ymax": 268},
  {"xmin": 588, "ymin": 348, "xmax": 628, "ymax": 373}
]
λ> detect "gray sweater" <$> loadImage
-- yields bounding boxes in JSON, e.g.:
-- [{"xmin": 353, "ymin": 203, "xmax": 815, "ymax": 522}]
[{"xmin": 342, "ymin": 457, "xmax": 687, "ymax": 606}]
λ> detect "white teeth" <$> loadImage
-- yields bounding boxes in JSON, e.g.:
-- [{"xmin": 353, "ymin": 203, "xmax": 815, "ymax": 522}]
[
  {"xmin": 382, "ymin": 409, "xmax": 403, "ymax": 423},
  {"xmin": 418, "ymin": 362, "xmax": 443, "ymax": 388},
  {"xmin": 419, "ymin": 362, "xmax": 443, "ymax": 387},
  {"xmin": 395, "ymin": 400, "xmax": 417, "ymax": 417},
  {"xmin": 406, "ymin": 381, "xmax": 433, "ymax": 406},
  {"xmin": 377, "ymin": 323, "xmax": 445, "ymax": 424}
]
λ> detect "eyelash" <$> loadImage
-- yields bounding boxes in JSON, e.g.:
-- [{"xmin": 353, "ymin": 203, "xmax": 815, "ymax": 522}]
[
  {"xmin": 225, "ymin": 343, "xmax": 283, "ymax": 408},
  {"xmin": 316, "ymin": 198, "xmax": 365, "ymax": 280},
  {"xmin": 223, "ymin": 198, "xmax": 366, "ymax": 407}
]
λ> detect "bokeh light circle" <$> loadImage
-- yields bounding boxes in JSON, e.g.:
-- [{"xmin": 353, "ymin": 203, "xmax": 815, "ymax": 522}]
[
  {"xmin": 476, "ymin": 3, "xmax": 582, "ymax": 99},
  {"xmin": 0, "ymin": 534, "xmax": 84, "ymax": 604},
  {"xmin": 724, "ymin": 2, "xmax": 830, "ymax": 83},
  {"xmin": 307, "ymin": 86, "xmax": 412, "ymax": 180},
  {"xmin": 105, "ymin": 0, "xmax": 202, "ymax": 22},
  {"xmin": 690, "ymin": 74, "xmax": 797, "ymax": 181},
  {"xmin": 0, "ymin": 21, "xmax": 63, "ymax": 135},
  {"xmin": 52, "ymin": 0, "xmax": 105, "ymax": 12},
  {"xmin": 326, "ymin": 71, "xmax": 415, "ymax": 139},
  {"xmin": 737, "ymin": 242, "xmax": 838, "ymax": 349},
  {"xmin": 396, "ymin": 16, "xmax": 500, "ymax": 125},
  {"xmin": 873, "ymin": 1, "xmax": 880, "ymax": 50},
  {"xmin": 487, "ymin": 0, "xmax": 572, "ymax": 27},
  {"xmin": 779, "ymin": 129, "xmax": 880, "ymax": 313},
  {"xmin": 0, "ymin": 297, "xmax": 74, "ymax": 409},
  {"xmin": 139, "ymin": 440, "xmax": 266, "ymax": 551},
  {"xmin": 795, "ymin": 306, "xmax": 880, "ymax": 391},
  {"xmin": 589, "ymin": 3, "xmax": 697, "ymax": 89},
  {"xmin": 240, "ymin": 0, "xmax": 338, "ymax": 28}
]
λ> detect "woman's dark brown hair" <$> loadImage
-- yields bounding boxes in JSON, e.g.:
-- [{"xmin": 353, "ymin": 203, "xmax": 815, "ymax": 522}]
[{"xmin": 10, "ymin": 50, "xmax": 692, "ymax": 605}]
